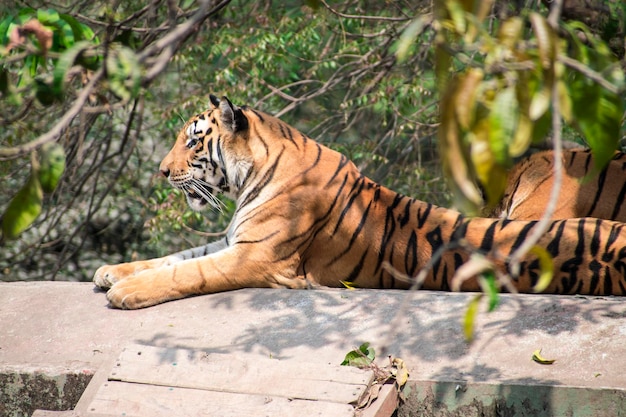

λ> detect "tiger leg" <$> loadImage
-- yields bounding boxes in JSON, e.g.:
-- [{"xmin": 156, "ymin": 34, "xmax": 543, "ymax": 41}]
[
  {"xmin": 93, "ymin": 238, "xmax": 227, "ymax": 289},
  {"xmin": 104, "ymin": 245, "xmax": 304, "ymax": 309}
]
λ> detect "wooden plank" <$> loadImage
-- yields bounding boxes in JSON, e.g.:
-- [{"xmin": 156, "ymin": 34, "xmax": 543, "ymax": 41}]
[
  {"xmin": 108, "ymin": 344, "xmax": 373, "ymax": 405},
  {"xmin": 359, "ymin": 384, "xmax": 398, "ymax": 417},
  {"xmin": 89, "ymin": 380, "xmax": 356, "ymax": 417}
]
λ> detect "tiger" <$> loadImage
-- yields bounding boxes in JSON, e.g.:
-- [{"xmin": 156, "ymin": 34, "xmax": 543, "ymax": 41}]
[
  {"xmin": 93, "ymin": 95, "xmax": 626, "ymax": 309},
  {"xmin": 487, "ymin": 149, "xmax": 626, "ymax": 221}
]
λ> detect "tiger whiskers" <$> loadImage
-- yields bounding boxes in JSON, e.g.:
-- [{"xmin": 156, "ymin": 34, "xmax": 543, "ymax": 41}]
[{"xmin": 186, "ymin": 178, "xmax": 225, "ymax": 213}]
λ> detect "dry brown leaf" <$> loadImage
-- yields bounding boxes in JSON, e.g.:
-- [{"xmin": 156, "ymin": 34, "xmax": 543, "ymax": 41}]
[{"xmin": 7, "ymin": 19, "xmax": 53, "ymax": 54}]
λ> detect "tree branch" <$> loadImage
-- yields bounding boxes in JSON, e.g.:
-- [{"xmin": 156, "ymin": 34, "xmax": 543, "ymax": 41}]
[
  {"xmin": 558, "ymin": 55, "xmax": 622, "ymax": 95},
  {"xmin": 0, "ymin": 0, "xmax": 232, "ymax": 161},
  {"xmin": 320, "ymin": 0, "xmax": 411, "ymax": 22},
  {"xmin": 138, "ymin": 0, "xmax": 232, "ymax": 85}
]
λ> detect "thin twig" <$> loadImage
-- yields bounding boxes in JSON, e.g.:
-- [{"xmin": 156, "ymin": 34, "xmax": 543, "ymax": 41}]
[
  {"xmin": 320, "ymin": 0, "xmax": 411, "ymax": 22},
  {"xmin": 547, "ymin": 0, "xmax": 564, "ymax": 28},
  {"xmin": 0, "ymin": 0, "xmax": 231, "ymax": 161},
  {"xmin": 558, "ymin": 55, "xmax": 622, "ymax": 95}
]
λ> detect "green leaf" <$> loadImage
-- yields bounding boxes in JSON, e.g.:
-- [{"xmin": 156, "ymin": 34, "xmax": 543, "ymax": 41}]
[
  {"xmin": 51, "ymin": 16, "xmax": 75, "ymax": 49},
  {"xmin": 569, "ymin": 69, "xmax": 622, "ymax": 173},
  {"xmin": 59, "ymin": 14, "xmax": 99, "ymax": 69},
  {"xmin": 488, "ymin": 86, "xmax": 518, "ymax": 164},
  {"xmin": 563, "ymin": 22, "xmax": 623, "ymax": 172},
  {"xmin": 38, "ymin": 143, "xmax": 66, "ymax": 193},
  {"xmin": 497, "ymin": 17, "xmax": 523, "ymax": 50},
  {"xmin": 509, "ymin": 113, "xmax": 532, "ymax": 157},
  {"xmin": 37, "ymin": 9, "xmax": 60, "ymax": 26},
  {"xmin": 107, "ymin": 45, "xmax": 141, "ymax": 100},
  {"xmin": 395, "ymin": 17, "xmax": 426, "ymax": 62},
  {"xmin": 440, "ymin": 76, "xmax": 483, "ymax": 214},
  {"xmin": 530, "ymin": 12, "xmax": 556, "ymax": 69},
  {"xmin": 52, "ymin": 40, "xmax": 92, "ymax": 94},
  {"xmin": 117, "ymin": 46, "xmax": 141, "ymax": 98},
  {"xmin": 464, "ymin": 294, "xmax": 482, "ymax": 342},
  {"xmin": 479, "ymin": 272, "xmax": 499, "ymax": 312},
  {"xmin": 528, "ymin": 85, "xmax": 551, "ymax": 121},
  {"xmin": 59, "ymin": 13, "xmax": 95, "ymax": 42},
  {"xmin": 531, "ymin": 108, "xmax": 552, "ymax": 144},
  {"xmin": 26, "ymin": 54, "xmax": 41, "ymax": 78},
  {"xmin": 0, "ymin": 15, "xmax": 14, "ymax": 46},
  {"xmin": 2, "ymin": 172, "xmax": 43, "ymax": 240},
  {"xmin": 556, "ymin": 80, "xmax": 572, "ymax": 123},
  {"xmin": 445, "ymin": 0, "xmax": 467, "ymax": 34},
  {"xmin": 17, "ymin": 8, "xmax": 37, "ymax": 22},
  {"xmin": 454, "ymin": 68, "xmax": 483, "ymax": 130},
  {"xmin": 341, "ymin": 342, "xmax": 375, "ymax": 368}
]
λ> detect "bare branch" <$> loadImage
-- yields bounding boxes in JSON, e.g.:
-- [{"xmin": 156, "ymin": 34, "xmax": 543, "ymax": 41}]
[
  {"xmin": 0, "ymin": 0, "xmax": 232, "ymax": 161},
  {"xmin": 547, "ymin": 0, "xmax": 564, "ymax": 28},
  {"xmin": 559, "ymin": 55, "xmax": 622, "ymax": 95},
  {"xmin": 138, "ymin": 0, "xmax": 232, "ymax": 86},
  {"xmin": 320, "ymin": 0, "xmax": 411, "ymax": 22}
]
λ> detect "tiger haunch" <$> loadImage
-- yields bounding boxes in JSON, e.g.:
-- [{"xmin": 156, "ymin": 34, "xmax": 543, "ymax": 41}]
[{"xmin": 93, "ymin": 95, "xmax": 626, "ymax": 309}]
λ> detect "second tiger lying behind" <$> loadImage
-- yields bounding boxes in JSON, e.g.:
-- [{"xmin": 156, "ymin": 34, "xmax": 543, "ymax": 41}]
[
  {"xmin": 487, "ymin": 149, "xmax": 626, "ymax": 222},
  {"xmin": 94, "ymin": 95, "xmax": 626, "ymax": 309}
]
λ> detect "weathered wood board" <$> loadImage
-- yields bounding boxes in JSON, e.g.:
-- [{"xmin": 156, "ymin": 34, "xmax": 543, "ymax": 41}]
[
  {"xmin": 83, "ymin": 343, "xmax": 386, "ymax": 417},
  {"xmin": 89, "ymin": 381, "xmax": 356, "ymax": 417}
]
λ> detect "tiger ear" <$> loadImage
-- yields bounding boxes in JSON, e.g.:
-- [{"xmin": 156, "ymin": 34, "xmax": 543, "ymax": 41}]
[
  {"xmin": 219, "ymin": 96, "xmax": 249, "ymax": 134},
  {"xmin": 209, "ymin": 94, "xmax": 220, "ymax": 109}
]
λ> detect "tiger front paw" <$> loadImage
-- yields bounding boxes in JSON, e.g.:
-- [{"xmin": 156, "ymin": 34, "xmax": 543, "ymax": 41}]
[
  {"xmin": 106, "ymin": 277, "xmax": 148, "ymax": 309},
  {"xmin": 93, "ymin": 265, "xmax": 120, "ymax": 289},
  {"xmin": 106, "ymin": 273, "xmax": 173, "ymax": 309},
  {"xmin": 93, "ymin": 263, "xmax": 140, "ymax": 289}
]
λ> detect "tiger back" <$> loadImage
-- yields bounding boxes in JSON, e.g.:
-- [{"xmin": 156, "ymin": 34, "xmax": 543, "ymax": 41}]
[
  {"xmin": 487, "ymin": 149, "xmax": 626, "ymax": 221},
  {"xmin": 93, "ymin": 95, "xmax": 626, "ymax": 309}
]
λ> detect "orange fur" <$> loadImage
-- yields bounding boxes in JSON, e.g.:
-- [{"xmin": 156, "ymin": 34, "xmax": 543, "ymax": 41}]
[
  {"xmin": 94, "ymin": 96, "xmax": 626, "ymax": 308},
  {"xmin": 487, "ymin": 149, "xmax": 626, "ymax": 221}
]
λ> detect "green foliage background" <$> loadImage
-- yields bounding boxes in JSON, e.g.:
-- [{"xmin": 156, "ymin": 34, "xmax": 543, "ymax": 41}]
[{"xmin": 0, "ymin": 0, "xmax": 624, "ymax": 282}]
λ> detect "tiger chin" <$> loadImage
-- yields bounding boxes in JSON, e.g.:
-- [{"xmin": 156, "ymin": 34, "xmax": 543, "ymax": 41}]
[{"xmin": 93, "ymin": 95, "xmax": 626, "ymax": 309}]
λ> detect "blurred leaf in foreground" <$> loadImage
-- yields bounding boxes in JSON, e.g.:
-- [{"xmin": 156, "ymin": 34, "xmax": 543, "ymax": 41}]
[
  {"xmin": 2, "ymin": 168, "xmax": 43, "ymax": 240},
  {"xmin": 38, "ymin": 143, "xmax": 66, "ymax": 193}
]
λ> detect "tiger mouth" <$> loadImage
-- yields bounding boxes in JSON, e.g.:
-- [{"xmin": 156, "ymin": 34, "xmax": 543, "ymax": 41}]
[
  {"xmin": 186, "ymin": 189, "xmax": 210, "ymax": 206},
  {"xmin": 170, "ymin": 178, "xmax": 223, "ymax": 211}
]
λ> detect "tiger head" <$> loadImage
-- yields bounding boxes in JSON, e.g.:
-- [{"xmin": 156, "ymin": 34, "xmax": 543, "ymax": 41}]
[{"xmin": 160, "ymin": 95, "xmax": 253, "ymax": 211}]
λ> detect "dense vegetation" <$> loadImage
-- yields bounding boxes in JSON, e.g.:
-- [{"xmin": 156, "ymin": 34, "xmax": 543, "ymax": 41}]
[{"xmin": 1, "ymin": 0, "xmax": 624, "ymax": 282}]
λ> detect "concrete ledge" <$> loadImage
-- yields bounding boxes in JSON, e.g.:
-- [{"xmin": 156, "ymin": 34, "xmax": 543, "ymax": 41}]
[
  {"xmin": 399, "ymin": 380, "xmax": 626, "ymax": 416},
  {"xmin": 0, "ymin": 368, "xmax": 91, "ymax": 417},
  {"xmin": 1, "ymin": 282, "xmax": 625, "ymax": 416}
]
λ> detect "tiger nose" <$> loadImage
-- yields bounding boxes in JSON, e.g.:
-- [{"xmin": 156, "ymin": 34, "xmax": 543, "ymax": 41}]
[{"xmin": 160, "ymin": 167, "xmax": 170, "ymax": 178}]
